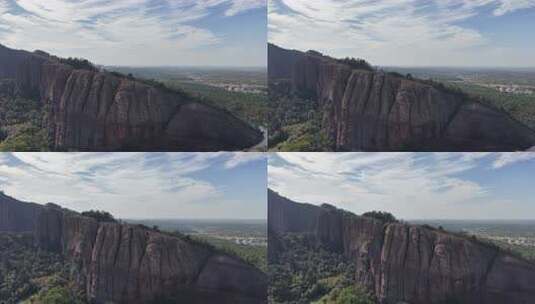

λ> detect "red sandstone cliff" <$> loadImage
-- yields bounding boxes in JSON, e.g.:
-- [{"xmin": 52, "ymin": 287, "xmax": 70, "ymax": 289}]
[
  {"xmin": 268, "ymin": 190, "xmax": 535, "ymax": 304},
  {"xmin": 0, "ymin": 193, "xmax": 267, "ymax": 304},
  {"xmin": 268, "ymin": 44, "xmax": 535, "ymax": 151},
  {"xmin": 0, "ymin": 44, "xmax": 262, "ymax": 151}
]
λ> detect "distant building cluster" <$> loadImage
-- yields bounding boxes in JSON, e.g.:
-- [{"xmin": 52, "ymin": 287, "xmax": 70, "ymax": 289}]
[
  {"xmin": 488, "ymin": 236, "xmax": 535, "ymax": 247},
  {"xmin": 493, "ymin": 84, "xmax": 534, "ymax": 95},
  {"xmin": 216, "ymin": 83, "xmax": 266, "ymax": 94},
  {"xmin": 233, "ymin": 237, "xmax": 268, "ymax": 247}
]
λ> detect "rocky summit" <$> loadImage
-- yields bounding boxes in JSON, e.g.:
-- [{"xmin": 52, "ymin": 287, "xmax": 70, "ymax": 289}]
[
  {"xmin": 268, "ymin": 190, "xmax": 535, "ymax": 304},
  {"xmin": 268, "ymin": 44, "xmax": 535, "ymax": 151},
  {"xmin": 0, "ymin": 44, "xmax": 262, "ymax": 151},
  {"xmin": 0, "ymin": 192, "xmax": 267, "ymax": 304}
]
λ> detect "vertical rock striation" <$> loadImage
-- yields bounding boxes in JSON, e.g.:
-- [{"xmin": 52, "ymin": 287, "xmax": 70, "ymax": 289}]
[
  {"xmin": 0, "ymin": 44, "xmax": 262, "ymax": 151},
  {"xmin": 268, "ymin": 44, "xmax": 535, "ymax": 151},
  {"xmin": 0, "ymin": 193, "xmax": 267, "ymax": 304},
  {"xmin": 0, "ymin": 191, "xmax": 43, "ymax": 232},
  {"xmin": 268, "ymin": 190, "xmax": 535, "ymax": 304}
]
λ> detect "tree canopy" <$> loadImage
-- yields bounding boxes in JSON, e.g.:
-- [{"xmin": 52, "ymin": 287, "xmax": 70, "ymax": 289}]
[
  {"xmin": 59, "ymin": 57, "xmax": 97, "ymax": 71},
  {"xmin": 81, "ymin": 210, "xmax": 117, "ymax": 223},
  {"xmin": 362, "ymin": 211, "xmax": 398, "ymax": 223},
  {"xmin": 337, "ymin": 57, "xmax": 374, "ymax": 72}
]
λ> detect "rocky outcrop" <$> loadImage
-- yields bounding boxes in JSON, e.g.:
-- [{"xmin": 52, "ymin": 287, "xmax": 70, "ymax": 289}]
[
  {"xmin": 0, "ymin": 191, "xmax": 43, "ymax": 232},
  {"xmin": 268, "ymin": 44, "xmax": 535, "ymax": 151},
  {"xmin": 0, "ymin": 192, "xmax": 267, "ymax": 303},
  {"xmin": 267, "ymin": 43, "xmax": 304, "ymax": 80},
  {"xmin": 268, "ymin": 190, "xmax": 535, "ymax": 304},
  {"xmin": 268, "ymin": 189, "xmax": 323, "ymax": 234},
  {"xmin": 0, "ymin": 44, "xmax": 262, "ymax": 151}
]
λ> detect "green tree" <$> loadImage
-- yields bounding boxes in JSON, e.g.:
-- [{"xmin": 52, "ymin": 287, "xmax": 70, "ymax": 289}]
[
  {"xmin": 335, "ymin": 286, "xmax": 375, "ymax": 304},
  {"xmin": 362, "ymin": 211, "xmax": 398, "ymax": 223},
  {"xmin": 39, "ymin": 287, "xmax": 72, "ymax": 304},
  {"xmin": 81, "ymin": 210, "xmax": 116, "ymax": 223}
]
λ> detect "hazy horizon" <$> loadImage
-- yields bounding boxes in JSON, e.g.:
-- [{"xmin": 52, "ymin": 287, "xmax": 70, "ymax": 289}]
[
  {"xmin": 104, "ymin": 64, "xmax": 267, "ymax": 69},
  {"xmin": 269, "ymin": 0, "xmax": 535, "ymax": 68},
  {"xmin": 0, "ymin": 0, "xmax": 267, "ymax": 67},
  {"xmin": 122, "ymin": 217, "xmax": 267, "ymax": 222},
  {"xmin": 271, "ymin": 43, "xmax": 535, "ymax": 70},
  {"xmin": 0, "ymin": 152, "xmax": 267, "ymax": 220},
  {"xmin": 269, "ymin": 152, "xmax": 535, "ymax": 220}
]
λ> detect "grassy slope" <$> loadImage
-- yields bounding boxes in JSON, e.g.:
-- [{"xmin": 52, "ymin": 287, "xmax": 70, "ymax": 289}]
[{"xmin": 163, "ymin": 80, "xmax": 268, "ymax": 128}]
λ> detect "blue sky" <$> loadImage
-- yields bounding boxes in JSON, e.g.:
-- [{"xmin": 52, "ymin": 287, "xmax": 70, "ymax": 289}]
[
  {"xmin": 269, "ymin": 0, "xmax": 535, "ymax": 67},
  {"xmin": 0, "ymin": 152, "xmax": 266, "ymax": 219},
  {"xmin": 0, "ymin": 0, "xmax": 266, "ymax": 66},
  {"xmin": 269, "ymin": 153, "xmax": 535, "ymax": 220}
]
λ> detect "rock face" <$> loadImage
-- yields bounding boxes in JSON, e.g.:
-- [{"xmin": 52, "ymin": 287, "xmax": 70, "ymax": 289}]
[
  {"xmin": 267, "ymin": 44, "xmax": 304, "ymax": 80},
  {"xmin": 0, "ymin": 193, "xmax": 267, "ymax": 304},
  {"xmin": 0, "ymin": 191, "xmax": 44, "ymax": 232},
  {"xmin": 268, "ymin": 44, "xmax": 535, "ymax": 151},
  {"xmin": 268, "ymin": 190, "xmax": 535, "ymax": 304},
  {"xmin": 0, "ymin": 44, "xmax": 262, "ymax": 151}
]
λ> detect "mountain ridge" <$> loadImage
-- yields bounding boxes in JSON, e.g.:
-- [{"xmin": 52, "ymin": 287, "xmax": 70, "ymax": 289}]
[
  {"xmin": 0, "ymin": 191, "xmax": 267, "ymax": 304},
  {"xmin": 268, "ymin": 189, "xmax": 535, "ymax": 304},
  {"xmin": 268, "ymin": 44, "xmax": 535, "ymax": 151},
  {"xmin": 0, "ymin": 44, "xmax": 262, "ymax": 151}
]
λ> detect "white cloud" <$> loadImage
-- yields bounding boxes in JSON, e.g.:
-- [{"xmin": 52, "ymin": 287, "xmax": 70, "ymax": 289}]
[
  {"xmin": 492, "ymin": 152, "xmax": 535, "ymax": 168},
  {"xmin": 494, "ymin": 0, "xmax": 535, "ymax": 15},
  {"xmin": 225, "ymin": 0, "xmax": 266, "ymax": 16},
  {"xmin": 269, "ymin": 152, "xmax": 534, "ymax": 219},
  {"xmin": 0, "ymin": 152, "xmax": 262, "ymax": 219},
  {"xmin": 0, "ymin": 0, "xmax": 265, "ymax": 66},
  {"xmin": 224, "ymin": 152, "xmax": 266, "ymax": 168},
  {"xmin": 268, "ymin": 0, "xmax": 535, "ymax": 67}
]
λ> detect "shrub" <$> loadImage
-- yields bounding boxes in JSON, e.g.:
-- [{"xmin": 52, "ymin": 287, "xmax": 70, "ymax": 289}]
[
  {"xmin": 335, "ymin": 286, "xmax": 375, "ymax": 304},
  {"xmin": 317, "ymin": 285, "xmax": 375, "ymax": 304},
  {"xmin": 81, "ymin": 210, "xmax": 117, "ymax": 223},
  {"xmin": 59, "ymin": 57, "xmax": 96, "ymax": 71},
  {"xmin": 337, "ymin": 57, "xmax": 374, "ymax": 72},
  {"xmin": 362, "ymin": 211, "xmax": 398, "ymax": 223}
]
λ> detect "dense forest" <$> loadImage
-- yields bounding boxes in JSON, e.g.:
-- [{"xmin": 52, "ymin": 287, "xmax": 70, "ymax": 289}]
[
  {"xmin": 269, "ymin": 233, "xmax": 373, "ymax": 304},
  {"xmin": 0, "ymin": 81, "xmax": 49, "ymax": 151},
  {"xmin": 268, "ymin": 81, "xmax": 333, "ymax": 151},
  {"xmin": 0, "ymin": 233, "xmax": 85, "ymax": 304}
]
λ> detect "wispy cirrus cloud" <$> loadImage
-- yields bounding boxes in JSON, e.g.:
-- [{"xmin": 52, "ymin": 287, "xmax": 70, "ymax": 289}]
[
  {"xmin": 269, "ymin": 152, "xmax": 535, "ymax": 220},
  {"xmin": 492, "ymin": 152, "xmax": 535, "ymax": 168},
  {"xmin": 493, "ymin": 0, "xmax": 535, "ymax": 15},
  {"xmin": 0, "ymin": 0, "xmax": 266, "ymax": 66},
  {"xmin": 269, "ymin": 0, "xmax": 535, "ymax": 67},
  {"xmin": 0, "ymin": 152, "xmax": 266, "ymax": 219},
  {"xmin": 225, "ymin": 0, "xmax": 266, "ymax": 16}
]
